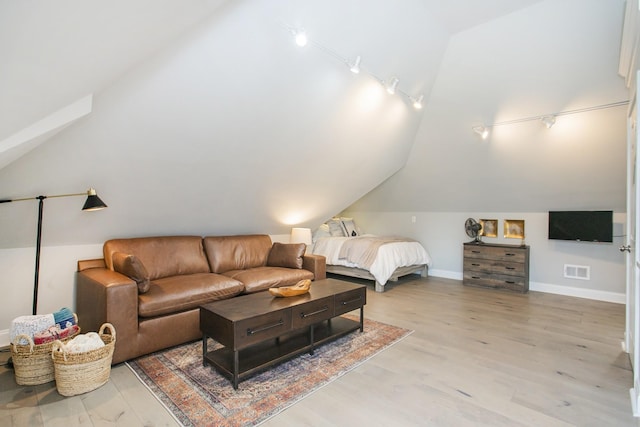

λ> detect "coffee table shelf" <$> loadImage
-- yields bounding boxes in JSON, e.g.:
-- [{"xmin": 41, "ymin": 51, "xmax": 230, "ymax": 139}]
[{"xmin": 203, "ymin": 316, "xmax": 361, "ymax": 384}]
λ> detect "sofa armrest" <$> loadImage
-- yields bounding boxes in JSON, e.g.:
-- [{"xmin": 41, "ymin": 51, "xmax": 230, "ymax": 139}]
[
  {"xmin": 75, "ymin": 263, "xmax": 139, "ymax": 363},
  {"xmin": 303, "ymin": 254, "xmax": 326, "ymax": 280}
]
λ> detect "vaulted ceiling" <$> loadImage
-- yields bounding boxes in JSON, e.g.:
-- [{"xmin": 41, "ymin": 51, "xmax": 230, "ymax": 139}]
[{"xmin": 0, "ymin": 0, "xmax": 626, "ymax": 249}]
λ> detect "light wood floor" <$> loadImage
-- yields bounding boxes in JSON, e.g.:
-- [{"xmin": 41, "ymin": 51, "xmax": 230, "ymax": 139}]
[{"xmin": 1, "ymin": 276, "xmax": 638, "ymax": 426}]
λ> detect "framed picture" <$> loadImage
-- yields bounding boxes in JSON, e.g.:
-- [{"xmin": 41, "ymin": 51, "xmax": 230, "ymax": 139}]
[
  {"xmin": 504, "ymin": 219, "xmax": 525, "ymax": 239},
  {"xmin": 479, "ymin": 219, "xmax": 498, "ymax": 237}
]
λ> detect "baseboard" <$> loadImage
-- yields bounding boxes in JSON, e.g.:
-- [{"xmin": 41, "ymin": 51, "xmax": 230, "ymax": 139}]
[
  {"xmin": 428, "ymin": 269, "xmax": 462, "ymax": 280},
  {"xmin": 530, "ymin": 281, "xmax": 625, "ymax": 304},
  {"xmin": 631, "ymin": 387, "xmax": 640, "ymax": 417},
  {"xmin": 428, "ymin": 270, "xmax": 625, "ymax": 304},
  {"xmin": 0, "ymin": 329, "xmax": 9, "ymax": 349}
]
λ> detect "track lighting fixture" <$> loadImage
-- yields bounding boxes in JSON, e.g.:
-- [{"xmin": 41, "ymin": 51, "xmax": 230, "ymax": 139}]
[
  {"xmin": 473, "ymin": 126, "xmax": 490, "ymax": 140},
  {"xmin": 386, "ymin": 77, "xmax": 399, "ymax": 94},
  {"xmin": 284, "ymin": 23, "xmax": 425, "ymax": 111},
  {"xmin": 541, "ymin": 115, "xmax": 556, "ymax": 128},
  {"xmin": 471, "ymin": 101, "xmax": 629, "ymax": 139},
  {"xmin": 349, "ymin": 56, "xmax": 361, "ymax": 74},
  {"xmin": 412, "ymin": 95, "xmax": 424, "ymax": 110}
]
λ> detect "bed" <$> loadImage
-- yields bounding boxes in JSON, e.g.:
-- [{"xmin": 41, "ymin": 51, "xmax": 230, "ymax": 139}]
[{"xmin": 310, "ymin": 218, "xmax": 432, "ymax": 292}]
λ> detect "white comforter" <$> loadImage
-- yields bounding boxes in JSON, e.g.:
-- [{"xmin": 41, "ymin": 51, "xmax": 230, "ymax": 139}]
[{"xmin": 312, "ymin": 235, "xmax": 432, "ymax": 286}]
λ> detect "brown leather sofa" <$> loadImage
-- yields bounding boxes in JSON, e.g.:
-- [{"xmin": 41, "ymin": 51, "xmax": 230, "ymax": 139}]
[{"xmin": 75, "ymin": 234, "xmax": 326, "ymax": 364}]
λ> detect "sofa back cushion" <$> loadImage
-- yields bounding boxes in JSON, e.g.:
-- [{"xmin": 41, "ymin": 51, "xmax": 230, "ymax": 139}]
[
  {"xmin": 203, "ymin": 234, "xmax": 273, "ymax": 274},
  {"xmin": 104, "ymin": 236, "xmax": 210, "ymax": 280}
]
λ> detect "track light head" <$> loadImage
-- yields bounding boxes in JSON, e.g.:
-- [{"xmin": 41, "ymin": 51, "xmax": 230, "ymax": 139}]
[
  {"xmin": 349, "ymin": 56, "xmax": 361, "ymax": 74},
  {"xmin": 473, "ymin": 126, "xmax": 490, "ymax": 140},
  {"xmin": 386, "ymin": 77, "xmax": 399, "ymax": 94},
  {"xmin": 413, "ymin": 95, "xmax": 424, "ymax": 109},
  {"xmin": 541, "ymin": 115, "xmax": 556, "ymax": 129},
  {"xmin": 293, "ymin": 29, "xmax": 308, "ymax": 47}
]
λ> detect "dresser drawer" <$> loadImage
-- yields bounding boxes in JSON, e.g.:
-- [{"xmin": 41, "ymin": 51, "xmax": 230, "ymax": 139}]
[
  {"xmin": 236, "ymin": 310, "xmax": 292, "ymax": 348},
  {"xmin": 464, "ymin": 245, "xmax": 526, "ymax": 263},
  {"xmin": 463, "ymin": 271, "xmax": 528, "ymax": 292},
  {"xmin": 335, "ymin": 288, "xmax": 366, "ymax": 316},
  {"xmin": 463, "ymin": 258, "xmax": 526, "ymax": 277},
  {"xmin": 292, "ymin": 297, "xmax": 334, "ymax": 329}
]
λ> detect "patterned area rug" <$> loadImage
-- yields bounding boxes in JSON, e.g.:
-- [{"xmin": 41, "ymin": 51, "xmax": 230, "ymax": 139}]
[{"xmin": 127, "ymin": 316, "xmax": 412, "ymax": 427}]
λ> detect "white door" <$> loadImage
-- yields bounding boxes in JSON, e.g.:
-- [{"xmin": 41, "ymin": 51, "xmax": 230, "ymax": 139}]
[{"xmin": 627, "ymin": 90, "xmax": 640, "ymax": 415}]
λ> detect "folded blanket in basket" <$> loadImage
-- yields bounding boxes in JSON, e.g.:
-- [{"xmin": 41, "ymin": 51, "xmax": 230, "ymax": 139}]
[
  {"xmin": 53, "ymin": 307, "xmax": 76, "ymax": 329},
  {"xmin": 10, "ymin": 314, "xmax": 55, "ymax": 345},
  {"xmin": 33, "ymin": 324, "xmax": 80, "ymax": 345},
  {"xmin": 63, "ymin": 332, "xmax": 105, "ymax": 353}
]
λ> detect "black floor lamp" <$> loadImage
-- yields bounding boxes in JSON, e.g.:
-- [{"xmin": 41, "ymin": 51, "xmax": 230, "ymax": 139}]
[{"xmin": 0, "ymin": 188, "xmax": 107, "ymax": 315}]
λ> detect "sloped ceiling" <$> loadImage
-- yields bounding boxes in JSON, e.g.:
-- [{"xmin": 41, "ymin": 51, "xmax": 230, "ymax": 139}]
[
  {"xmin": 349, "ymin": 0, "xmax": 629, "ymax": 213},
  {"xmin": 0, "ymin": 0, "xmax": 620, "ymax": 250}
]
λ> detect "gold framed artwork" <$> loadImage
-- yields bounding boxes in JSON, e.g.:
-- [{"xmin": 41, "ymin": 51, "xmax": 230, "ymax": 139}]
[
  {"xmin": 504, "ymin": 219, "xmax": 525, "ymax": 239},
  {"xmin": 479, "ymin": 219, "xmax": 498, "ymax": 237}
]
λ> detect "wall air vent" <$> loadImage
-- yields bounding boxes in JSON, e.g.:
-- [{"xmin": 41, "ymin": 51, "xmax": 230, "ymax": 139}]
[{"xmin": 564, "ymin": 264, "xmax": 590, "ymax": 280}]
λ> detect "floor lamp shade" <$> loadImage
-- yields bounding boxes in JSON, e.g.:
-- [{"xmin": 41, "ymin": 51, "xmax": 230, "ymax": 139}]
[{"xmin": 0, "ymin": 187, "xmax": 107, "ymax": 314}]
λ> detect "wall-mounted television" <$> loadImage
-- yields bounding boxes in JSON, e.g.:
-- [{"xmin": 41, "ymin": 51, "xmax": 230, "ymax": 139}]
[{"xmin": 548, "ymin": 210, "xmax": 613, "ymax": 243}]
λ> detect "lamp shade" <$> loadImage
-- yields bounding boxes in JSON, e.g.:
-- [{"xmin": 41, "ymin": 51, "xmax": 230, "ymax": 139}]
[
  {"xmin": 290, "ymin": 227, "xmax": 312, "ymax": 246},
  {"xmin": 82, "ymin": 188, "xmax": 107, "ymax": 211}
]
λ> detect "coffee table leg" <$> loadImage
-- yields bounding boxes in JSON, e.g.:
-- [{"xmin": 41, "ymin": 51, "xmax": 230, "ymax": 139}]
[
  {"xmin": 233, "ymin": 350, "xmax": 239, "ymax": 389},
  {"xmin": 359, "ymin": 307, "xmax": 364, "ymax": 332},
  {"xmin": 202, "ymin": 334, "xmax": 208, "ymax": 367},
  {"xmin": 309, "ymin": 325, "xmax": 315, "ymax": 355}
]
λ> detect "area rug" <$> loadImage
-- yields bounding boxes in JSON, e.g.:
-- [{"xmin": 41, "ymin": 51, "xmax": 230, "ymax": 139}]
[{"xmin": 127, "ymin": 316, "xmax": 412, "ymax": 427}]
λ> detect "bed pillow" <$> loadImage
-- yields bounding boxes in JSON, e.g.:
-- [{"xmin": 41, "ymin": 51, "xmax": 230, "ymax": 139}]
[
  {"xmin": 267, "ymin": 242, "xmax": 305, "ymax": 269},
  {"xmin": 327, "ymin": 218, "xmax": 347, "ymax": 236},
  {"xmin": 312, "ymin": 223, "xmax": 332, "ymax": 242},
  {"xmin": 341, "ymin": 217, "xmax": 359, "ymax": 237},
  {"xmin": 112, "ymin": 252, "xmax": 151, "ymax": 293}
]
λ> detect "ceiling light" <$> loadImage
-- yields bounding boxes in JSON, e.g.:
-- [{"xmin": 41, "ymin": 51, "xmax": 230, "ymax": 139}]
[
  {"xmin": 473, "ymin": 126, "xmax": 490, "ymax": 140},
  {"xmin": 412, "ymin": 95, "xmax": 424, "ymax": 109},
  {"xmin": 294, "ymin": 29, "xmax": 308, "ymax": 47},
  {"xmin": 541, "ymin": 115, "xmax": 556, "ymax": 128},
  {"xmin": 349, "ymin": 56, "xmax": 361, "ymax": 74},
  {"xmin": 386, "ymin": 77, "xmax": 399, "ymax": 94}
]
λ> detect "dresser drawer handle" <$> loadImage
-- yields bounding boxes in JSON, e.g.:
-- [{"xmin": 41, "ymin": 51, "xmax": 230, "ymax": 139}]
[
  {"xmin": 505, "ymin": 253, "xmax": 516, "ymax": 256},
  {"xmin": 471, "ymin": 250, "xmax": 481, "ymax": 254},
  {"xmin": 472, "ymin": 276, "xmax": 481, "ymax": 279},
  {"xmin": 300, "ymin": 306, "xmax": 329, "ymax": 318},
  {"xmin": 505, "ymin": 281, "xmax": 516, "ymax": 284},
  {"xmin": 247, "ymin": 319, "xmax": 284, "ymax": 335},
  {"xmin": 342, "ymin": 297, "xmax": 362, "ymax": 306},
  {"xmin": 505, "ymin": 267, "xmax": 515, "ymax": 270},
  {"xmin": 471, "ymin": 263, "xmax": 481, "ymax": 266}
]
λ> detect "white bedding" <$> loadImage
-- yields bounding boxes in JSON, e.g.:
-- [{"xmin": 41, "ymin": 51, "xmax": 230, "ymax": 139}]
[{"xmin": 312, "ymin": 235, "xmax": 432, "ymax": 286}]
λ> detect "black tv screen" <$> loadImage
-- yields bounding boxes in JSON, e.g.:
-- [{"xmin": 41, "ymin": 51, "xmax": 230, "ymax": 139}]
[{"xmin": 548, "ymin": 211, "xmax": 613, "ymax": 242}]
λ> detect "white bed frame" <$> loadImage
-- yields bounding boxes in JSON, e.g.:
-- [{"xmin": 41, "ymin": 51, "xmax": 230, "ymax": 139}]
[{"xmin": 325, "ymin": 264, "xmax": 428, "ymax": 292}]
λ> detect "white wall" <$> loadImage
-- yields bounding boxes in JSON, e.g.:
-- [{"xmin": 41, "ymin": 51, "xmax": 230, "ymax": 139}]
[{"xmin": 342, "ymin": 210, "xmax": 626, "ymax": 303}]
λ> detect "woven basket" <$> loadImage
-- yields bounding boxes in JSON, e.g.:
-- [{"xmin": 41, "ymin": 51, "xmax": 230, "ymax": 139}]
[
  {"xmin": 10, "ymin": 315, "xmax": 80, "ymax": 386},
  {"xmin": 51, "ymin": 323, "xmax": 116, "ymax": 397}
]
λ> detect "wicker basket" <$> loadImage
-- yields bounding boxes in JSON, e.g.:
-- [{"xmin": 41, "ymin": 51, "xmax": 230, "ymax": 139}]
[
  {"xmin": 51, "ymin": 323, "xmax": 116, "ymax": 397},
  {"xmin": 10, "ymin": 316, "xmax": 80, "ymax": 386}
]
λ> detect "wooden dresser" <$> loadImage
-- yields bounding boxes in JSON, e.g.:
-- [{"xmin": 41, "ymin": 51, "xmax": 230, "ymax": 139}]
[{"xmin": 463, "ymin": 242, "xmax": 530, "ymax": 293}]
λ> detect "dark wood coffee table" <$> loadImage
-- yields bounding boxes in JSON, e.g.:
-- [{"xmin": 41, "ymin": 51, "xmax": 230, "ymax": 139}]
[{"xmin": 200, "ymin": 278, "xmax": 366, "ymax": 389}]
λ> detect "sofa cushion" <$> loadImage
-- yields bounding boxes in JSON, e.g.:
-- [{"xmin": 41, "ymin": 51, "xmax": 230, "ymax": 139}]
[
  {"xmin": 138, "ymin": 273, "xmax": 244, "ymax": 318},
  {"xmin": 267, "ymin": 243, "xmax": 305, "ymax": 269},
  {"xmin": 112, "ymin": 252, "xmax": 151, "ymax": 293},
  {"xmin": 203, "ymin": 235, "xmax": 273, "ymax": 274},
  {"xmin": 104, "ymin": 236, "xmax": 210, "ymax": 280},
  {"xmin": 224, "ymin": 266, "xmax": 314, "ymax": 294}
]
